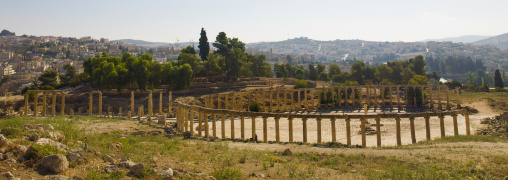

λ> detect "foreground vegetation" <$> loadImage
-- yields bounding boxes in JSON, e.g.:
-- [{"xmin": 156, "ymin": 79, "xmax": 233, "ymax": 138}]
[{"xmin": 1, "ymin": 116, "xmax": 507, "ymax": 179}]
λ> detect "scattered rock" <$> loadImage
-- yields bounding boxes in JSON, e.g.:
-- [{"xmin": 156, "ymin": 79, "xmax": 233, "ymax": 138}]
[
  {"xmin": 129, "ymin": 163, "xmax": 145, "ymax": 177},
  {"xmin": 103, "ymin": 154, "xmax": 117, "ymax": 164},
  {"xmin": 118, "ymin": 159, "xmax": 135, "ymax": 169},
  {"xmin": 72, "ymin": 175, "xmax": 85, "ymax": 180},
  {"xmin": 109, "ymin": 142, "xmax": 122, "ymax": 150},
  {"xmin": 105, "ymin": 165, "xmax": 119, "ymax": 173},
  {"xmin": 183, "ymin": 131, "xmax": 192, "ymax": 139},
  {"xmin": 4, "ymin": 171, "xmax": 14, "ymax": 178},
  {"xmin": 51, "ymin": 175, "xmax": 69, "ymax": 180},
  {"xmin": 5, "ymin": 158, "xmax": 16, "ymax": 163},
  {"xmin": 282, "ymin": 148, "xmax": 292, "ymax": 156},
  {"xmin": 255, "ymin": 174, "xmax": 265, "ymax": 178},
  {"xmin": 67, "ymin": 149, "xmax": 86, "ymax": 165},
  {"xmin": 15, "ymin": 145, "xmax": 27, "ymax": 156},
  {"xmin": 46, "ymin": 124, "xmax": 55, "ymax": 130},
  {"xmin": 3, "ymin": 152, "xmax": 14, "ymax": 160},
  {"xmin": 44, "ymin": 131, "xmax": 65, "ymax": 142},
  {"xmin": 40, "ymin": 154, "xmax": 69, "ymax": 174},
  {"xmin": 160, "ymin": 167, "xmax": 173, "ymax": 179},
  {"xmin": 0, "ymin": 134, "xmax": 8, "ymax": 147},
  {"xmin": 24, "ymin": 124, "xmax": 34, "ymax": 130},
  {"xmin": 24, "ymin": 138, "xmax": 68, "ymax": 160}
]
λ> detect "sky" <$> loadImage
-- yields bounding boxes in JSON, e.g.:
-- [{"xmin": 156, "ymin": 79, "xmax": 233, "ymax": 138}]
[{"xmin": 1, "ymin": 0, "xmax": 507, "ymax": 43}]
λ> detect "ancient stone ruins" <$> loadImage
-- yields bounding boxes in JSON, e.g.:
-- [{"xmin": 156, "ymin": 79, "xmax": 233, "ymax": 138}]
[{"xmin": 19, "ymin": 85, "xmax": 469, "ymax": 147}]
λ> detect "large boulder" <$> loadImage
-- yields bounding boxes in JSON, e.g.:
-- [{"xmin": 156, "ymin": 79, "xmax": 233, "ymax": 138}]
[
  {"xmin": 129, "ymin": 163, "xmax": 145, "ymax": 177},
  {"xmin": 160, "ymin": 167, "xmax": 173, "ymax": 179},
  {"xmin": 118, "ymin": 159, "xmax": 135, "ymax": 169},
  {"xmin": 67, "ymin": 148, "xmax": 86, "ymax": 165},
  {"xmin": 0, "ymin": 134, "xmax": 8, "ymax": 147},
  {"xmin": 39, "ymin": 154, "xmax": 69, "ymax": 174},
  {"xmin": 24, "ymin": 138, "xmax": 68, "ymax": 160}
]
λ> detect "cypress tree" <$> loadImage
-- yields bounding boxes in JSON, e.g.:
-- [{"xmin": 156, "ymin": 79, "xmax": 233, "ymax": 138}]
[
  {"xmin": 198, "ymin": 28, "xmax": 209, "ymax": 61},
  {"xmin": 494, "ymin": 69, "xmax": 504, "ymax": 88}
]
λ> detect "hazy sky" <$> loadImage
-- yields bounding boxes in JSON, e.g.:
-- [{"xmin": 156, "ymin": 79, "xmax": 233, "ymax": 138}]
[{"xmin": 1, "ymin": 0, "xmax": 507, "ymax": 43}]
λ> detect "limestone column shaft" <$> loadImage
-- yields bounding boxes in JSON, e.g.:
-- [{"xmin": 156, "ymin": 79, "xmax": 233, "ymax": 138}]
[
  {"xmin": 389, "ymin": 86, "xmax": 393, "ymax": 109},
  {"xmin": 331, "ymin": 118, "xmax": 336, "ymax": 142},
  {"xmin": 439, "ymin": 114, "xmax": 445, "ymax": 137},
  {"xmin": 148, "ymin": 91, "xmax": 153, "ymax": 119},
  {"xmin": 221, "ymin": 113, "xmax": 226, "ymax": 139},
  {"xmin": 230, "ymin": 114, "xmax": 235, "ymax": 139},
  {"xmin": 345, "ymin": 117, "xmax": 351, "ymax": 146},
  {"xmin": 288, "ymin": 117, "xmax": 294, "ymax": 142},
  {"xmin": 131, "ymin": 91, "xmax": 134, "ymax": 113},
  {"xmin": 360, "ymin": 118, "xmax": 366, "ymax": 147},
  {"xmin": 159, "ymin": 91, "xmax": 163, "ymax": 114},
  {"xmin": 452, "ymin": 114, "xmax": 458, "ymax": 136},
  {"xmin": 380, "ymin": 87, "xmax": 384, "ymax": 107},
  {"xmin": 351, "ymin": 87, "xmax": 355, "ymax": 107},
  {"xmin": 240, "ymin": 115, "xmax": 245, "ymax": 140},
  {"xmin": 396, "ymin": 86, "xmax": 401, "ymax": 109},
  {"xmin": 98, "ymin": 92, "xmax": 102, "ymax": 116},
  {"xmin": 34, "ymin": 92, "xmax": 38, "ymax": 116},
  {"xmin": 438, "ymin": 86, "xmax": 442, "ymax": 109},
  {"xmin": 395, "ymin": 117, "xmax": 401, "ymax": 146},
  {"xmin": 429, "ymin": 86, "xmax": 434, "ymax": 108},
  {"xmin": 89, "ymin": 93, "xmax": 92, "ymax": 116},
  {"xmin": 375, "ymin": 117, "xmax": 381, "ymax": 147},
  {"xmin": 204, "ymin": 112, "xmax": 209, "ymax": 138},
  {"xmin": 212, "ymin": 113, "xmax": 217, "ymax": 138},
  {"xmin": 42, "ymin": 92, "xmax": 47, "ymax": 116},
  {"xmin": 302, "ymin": 117, "xmax": 308, "ymax": 143},
  {"xmin": 374, "ymin": 87, "xmax": 378, "ymax": 107},
  {"xmin": 421, "ymin": 86, "xmax": 425, "ymax": 108},
  {"xmin": 198, "ymin": 111, "xmax": 203, "ymax": 137},
  {"xmin": 317, "ymin": 117, "xmax": 322, "ymax": 143},
  {"xmin": 60, "ymin": 92, "xmax": 65, "ymax": 116},
  {"xmin": 52, "ymin": 93, "xmax": 56, "ymax": 116},
  {"xmin": 409, "ymin": 117, "xmax": 416, "ymax": 144},
  {"xmin": 275, "ymin": 116, "xmax": 280, "ymax": 142},
  {"xmin": 464, "ymin": 111, "xmax": 470, "ymax": 135},
  {"xmin": 262, "ymin": 116, "xmax": 268, "ymax": 142},
  {"xmin": 424, "ymin": 116, "xmax": 431, "ymax": 140},
  {"xmin": 252, "ymin": 116, "xmax": 256, "ymax": 140}
]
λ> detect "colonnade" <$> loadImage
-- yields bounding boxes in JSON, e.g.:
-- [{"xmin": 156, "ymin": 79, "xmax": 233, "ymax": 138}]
[
  {"xmin": 23, "ymin": 90, "xmax": 65, "ymax": 116},
  {"xmin": 206, "ymin": 85, "xmax": 460, "ymax": 112},
  {"xmin": 176, "ymin": 101, "xmax": 470, "ymax": 147}
]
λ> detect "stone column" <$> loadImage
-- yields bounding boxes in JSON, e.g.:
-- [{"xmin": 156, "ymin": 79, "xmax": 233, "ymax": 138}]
[
  {"xmin": 439, "ymin": 114, "xmax": 445, "ymax": 138},
  {"xmin": 148, "ymin": 91, "xmax": 153, "ymax": 119},
  {"xmin": 331, "ymin": 117, "xmax": 336, "ymax": 142},
  {"xmin": 221, "ymin": 113, "xmax": 226, "ymax": 139},
  {"xmin": 138, "ymin": 107, "xmax": 143, "ymax": 122},
  {"xmin": 396, "ymin": 86, "xmax": 401, "ymax": 109},
  {"xmin": 240, "ymin": 115, "xmax": 245, "ymax": 140},
  {"xmin": 404, "ymin": 86, "xmax": 408, "ymax": 108},
  {"xmin": 34, "ymin": 92, "xmax": 38, "ymax": 116},
  {"xmin": 359, "ymin": 87, "xmax": 362, "ymax": 107},
  {"xmin": 366, "ymin": 86, "xmax": 370, "ymax": 106},
  {"xmin": 389, "ymin": 86, "xmax": 393, "ymax": 109},
  {"xmin": 380, "ymin": 87, "xmax": 384, "ymax": 107},
  {"xmin": 429, "ymin": 86, "xmax": 434, "ymax": 108},
  {"xmin": 360, "ymin": 117, "xmax": 366, "ymax": 147},
  {"xmin": 337, "ymin": 88, "xmax": 342, "ymax": 108},
  {"xmin": 351, "ymin": 87, "xmax": 355, "ymax": 107},
  {"xmin": 424, "ymin": 115, "xmax": 431, "ymax": 140},
  {"xmin": 409, "ymin": 117, "xmax": 416, "ymax": 144},
  {"xmin": 275, "ymin": 116, "xmax": 280, "ymax": 142},
  {"xmin": 52, "ymin": 93, "xmax": 56, "ymax": 116},
  {"xmin": 232, "ymin": 92, "xmax": 236, "ymax": 111},
  {"xmin": 375, "ymin": 116, "xmax": 381, "ymax": 147},
  {"xmin": 269, "ymin": 91, "xmax": 273, "ymax": 112},
  {"xmin": 230, "ymin": 113, "xmax": 235, "ymax": 139},
  {"xmin": 60, "ymin": 92, "xmax": 65, "ymax": 116},
  {"xmin": 456, "ymin": 87, "xmax": 460, "ymax": 107},
  {"xmin": 302, "ymin": 117, "xmax": 308, "ymax": 143},
  {"xmin": 297, "ymin": 90, "xmax": 301, "ymax": 111},
  {"xmin": 131, "ymin": 91, "xmax": 134, "ymax": 114},
  {"xmin": 464, "ymin": 110, "xmax": 471, "ymax": 135},
  {"xmin": 224, "ymin": 93, "xmax": 229, "ymax": 109},
  {"xmin": 262, "ymin": 116, "xmax": 268, "ymax": 142},
  {"xmin": 395, "ymin": 117, "xmax": 401, "ymax": 146},
  {"xmin": 118, "ymin": 107, "xmax": 122, "ymax": 118},
  {"xmin": 345, "ymin": 117, "xmax": 351, "ymax": 146},
  {"xmin": 446, "ymin": 86, "xmax": 450, "ymax": 110},
  {"xmin": 251, "ymin": 116, "xmax": 256, "ymax": 141},
  {"xmin": 303, "ymin": 90, "xmax": 308, "ymax": 111},
  {"xmin": 438, "ymin": 86, "xmax": 442, "ymax": 110},
  {"xmin": 198, "ymin": 110, "xmax": 203, "ymax": 137},
  {"xmin": 288, "ymin": 117, "xmax": 294, "ymax": 142},
  {"xmin": 374, "ymin": 87, "xmax": 378, "ymax": 107},
  {"xmin": 89, "ymin": 92, "xmax": 93, "ymax": 116},
  {"xmin": 345, "ymin": 88, "xmax": 349, "ymax": 108},
  {"xmin": 42, "ymin": 92, "xmax": 47, "ymax": 116},
  {"xmin": 98, "ymin": 92, "xmax": 102, "ymax": 116},
  {"xmin": 317, "ymin": 117, "xmax": 322, "ymax": 143},
  {"xmin": 413, "ymin": 86, "xmax": 417, "ymax": 107},
  {"xmin": 452, "ymin": 114, "xmax": 458, "ymax": 136},
  {"xmin": 212, "ymin": 113, "xmax": 217, "ymax": 138},
  {"xmin": 204, "ymin": 112, "xmax": 209, "ymax": 138},
  {"xmin": 421, "ymin": 86, "xmax": 425, "ymax": 108},
  {"xmin": 159, "ymin": 91, "xmax": 163, "ymax": 114},
  {"xmin": 128, "ymin": 111, "xmax": 131, "ymax": 119},
  {"xmin": 24, "ymin": 93, "xmax": 28, "ymax": 116}
]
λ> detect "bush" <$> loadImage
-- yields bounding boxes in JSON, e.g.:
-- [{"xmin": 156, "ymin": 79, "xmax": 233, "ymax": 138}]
[
  {"xmin": 249, "ymin": 103, "xmax": 260, "ymax": 112},
  {"xmin": 212, "ymin": 167, "xmax": 243, "ymax": 180},
  {"xmin": 294, "ymin": 80, "xmax": 308, "ymax": 89},
  {"xmin": 492, "ymin": 87, "xmax": 505, "ymax": 92}
]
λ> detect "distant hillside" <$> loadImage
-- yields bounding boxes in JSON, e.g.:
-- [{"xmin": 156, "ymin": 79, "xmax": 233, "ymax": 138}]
[
  {"xmin": 421, "ymin": 35, "xmax": 492, "ymax": 43},
  {"xmin": 114, "ymin": 39, "xmax": 198, "ymax": 48},
  {"xmin": 472, "ymin": 33, "xmax": 508, "ymax": 49}
]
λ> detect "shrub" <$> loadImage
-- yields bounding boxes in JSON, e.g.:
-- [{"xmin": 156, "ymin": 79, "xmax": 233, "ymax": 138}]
[
  {"xmin": 212, "ymin": 167, "xmax": 243, "ymax": 180},
  {"xmin": 249, "ymin": 103, "xmax": 260, "ymax": 112},
  {"xmin": 294, "ymin": 80, "xmax": 308, "ymax": 89},
  {"xmin": 492, "ymin": 87, "xmax": 505, "ymax": 92}
]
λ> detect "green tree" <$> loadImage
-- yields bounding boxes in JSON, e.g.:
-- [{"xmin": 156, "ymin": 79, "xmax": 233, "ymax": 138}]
[
  {"xmin": 318, "ymin": 71, "xmax": 329, "ymax": 81},
  {"xmin": 308, "ymin": 64, "xmax": 318, "ymax": 81},
  {"xmin": 351, "ymin": 61, "xmax": 365, "ymax": 84},
  {"xmin": 316, "ymin": 64, "xmax": 326, "ymax": 74},
  {"xmin": 198, "ymin": 28, "xmax": 210, "ymax": 61},
  {"xmin": 212, "ymin": 32, "xmax": 230, "ymax": 57},
  {"xmin": 179, "ymin": 46, "xmax": 196, "ymax": 58},
  {"xmin": 203, "ymin": 53, "xmax": 224, "ymax": 76},
  {"xmin": 59, "ymin": 64, "xmax": 78, "ymax": 86},
  {"xmin": 328, "ymin": 64, "xmax": 342, "ymax": 78},
  {"xmin": 494, "ymin": 69, "xmax": 504, "ymax": 88},
  {"xmin": 0, "ymin": 75, "xmax": 10, "ymax": 86},
  {"xmin": 407, "ymin": 75, "xmax": 428, "ymax": 107},
  {"xmin": 38, "ymin": 70, "xmax": 59, "ymax": 87},
  {"xmin": 177, "ymin": 53, "xmax": 202, "ymax": 76}
]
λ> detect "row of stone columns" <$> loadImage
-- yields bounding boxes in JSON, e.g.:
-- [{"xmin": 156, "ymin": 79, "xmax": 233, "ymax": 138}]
[
  {"xmin": 176, "ymin": 103, "xmax": 470, "ymax": 147},
  {"xmin": 24, "ymin": 91, "xmax": 65, "ymax": 116}
]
